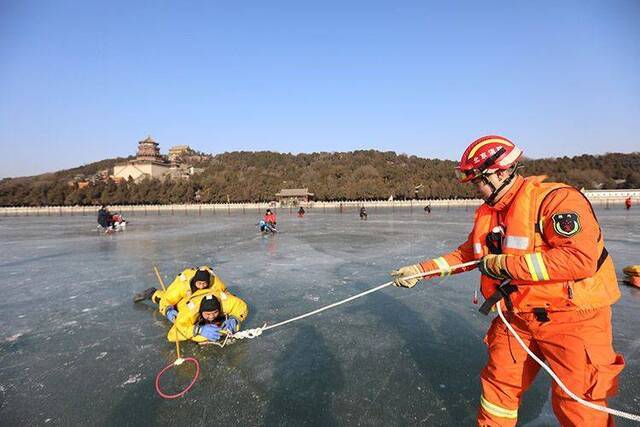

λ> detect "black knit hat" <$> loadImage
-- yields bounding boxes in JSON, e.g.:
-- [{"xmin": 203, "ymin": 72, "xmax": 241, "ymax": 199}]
[
  {"xmin": 190, "ymin": 269, "xmax": 211, "ymax": 292},
  {"xmin": 194, "ymin": 269, "xmax": 210, "ymax": 283},
  {"xmin": 199, "ymin": 295, "xmax": 221, "ymax": 315}
]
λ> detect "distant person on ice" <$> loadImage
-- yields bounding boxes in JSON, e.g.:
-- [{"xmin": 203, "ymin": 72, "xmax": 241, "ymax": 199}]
[
  {"xmin": 111, "ymin": 212, "xmax": 127, "ymax": 229},
  {"xmin": 359, "ymin": 206, "xmax": 367, "ymax": 220},
  {"xmin": 97, "ymin": 205, "xmax": 112, "ymax": 229},
  {"xmin": 264, "ymin": 209, "xmax": 277, "ymax": 226},
  {"xmin": 260, "ymin": 209, "xmax": 277, "ymax": 232},
  {"xmin": 298, "ymin": 207, "xmax": 305, "ymax": 217},
  {"xmin": 424, "ymin": 204, "xmax": 431, "ymax": 214},
  {"xmin": 625, "ymin": 196, "xmax": 632, "ymax": 210},
  {"xmin": 391, "ymin": 135, "xmax": 624, "ymax": 426}
]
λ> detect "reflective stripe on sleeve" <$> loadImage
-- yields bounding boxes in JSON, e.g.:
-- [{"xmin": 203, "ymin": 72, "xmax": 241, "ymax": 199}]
[
  {"xmin": 473, "ymin": 243, "xmax": 483, "ymax": 256},
  {"xmin": 433, "ymin": 257, "xmax": 451, "ymax": 276},
  {"xmin": 524, "ymin": 252, "xmax": 550, "ymax": 281},
  {"xmin": 504, "ymin": 235, "xmax": 529, "ymax": 250},
  {"xmin": 480, "ymin": 395, "xmax": 518, "ymax": 419}
]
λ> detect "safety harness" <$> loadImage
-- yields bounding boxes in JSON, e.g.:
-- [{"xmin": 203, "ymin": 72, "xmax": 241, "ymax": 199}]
[
  {"xmin": 479, "ymin": 280, "xmax": 517, "ymax": 315},
  {"xmin": 479, "ymin": 247, "xmax": 609, "ymax": 321},
  {"xmin": 478, "ymin": 184, "xmax": 611, "ymax": 321}
]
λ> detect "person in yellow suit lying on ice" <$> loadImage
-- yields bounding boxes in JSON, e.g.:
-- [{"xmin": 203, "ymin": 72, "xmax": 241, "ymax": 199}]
[
  {"xmin": 133, "ymin": 266, "xmax": 227, "ymax": 317},
  {"xmin": 168, "ymin": 291, "xmax": 248, "ymax": 343}
]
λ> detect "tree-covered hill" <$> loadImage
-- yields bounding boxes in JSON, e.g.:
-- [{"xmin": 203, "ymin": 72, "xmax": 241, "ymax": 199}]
[{"xmin": 1, "ymin": 151, "xmax": 639, "ymax": 206}]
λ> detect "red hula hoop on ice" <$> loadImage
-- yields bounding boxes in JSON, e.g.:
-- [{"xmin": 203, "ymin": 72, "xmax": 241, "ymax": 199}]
[{"xmin": 155, "ymin": 357, "xmax": 200, "ymax": 399}]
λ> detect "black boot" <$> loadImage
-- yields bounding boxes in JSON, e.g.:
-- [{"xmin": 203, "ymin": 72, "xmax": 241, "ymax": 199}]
[{"xmin": 133, "ymin": 287, "xmax": 157, "ymax": 303}]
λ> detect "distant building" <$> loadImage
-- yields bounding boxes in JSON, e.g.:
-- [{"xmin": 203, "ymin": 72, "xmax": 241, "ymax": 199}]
[
  {"xmin": 168, "ymin": 145, "xmax": 194, "ymax": 162},
  {"xmin": 167, "ymin": 163, "xmax": 194, "ymax": 180},
  {"xmin": 95, "ymin": 169, "xmax": 110, "ymax": 182},
  {"xmin": 112, "ymin": 136, "xmax": 171, "ymax": 182},
  {"xmin": 111, "ymin": 136, "xmax": 206, "ymax": 183},
  {"xmin": 276, "ymin": 188, "xmax": 314, "ymax": 205},
  {"xmin": 68, "ymin": 169, "xmax": 110, "ymax": 187},
  {"xmin": 189, "ymin": 166, "xmax": 205, "ymax": 175},
  {"xmin": 135, "ymin": 136, "xmax": 164, "ymax": 161}
]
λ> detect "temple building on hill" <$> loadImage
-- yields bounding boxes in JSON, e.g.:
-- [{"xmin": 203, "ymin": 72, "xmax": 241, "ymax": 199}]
[
  {"xmin": 168, "ymin": 145, "xmax": 193, "ymax": 162},
  {"xmin": 112, "ymin": 136, "xmax": 172, "ymax": 182},
  {"xmin": 111, "ymin": 136, "xmax": 207, "ymax": 183},
  {"xmin": 136, "ymin": 136, "xmax": 165, "ymax": 161},
  {"xmin": 276, "ymin": 188, "xmax": 314, "ymax": 205}
]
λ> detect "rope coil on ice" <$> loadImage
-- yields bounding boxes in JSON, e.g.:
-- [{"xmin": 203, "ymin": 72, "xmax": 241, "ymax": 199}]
[{"xmin": 155, "ymin": 357, "xmax": 200, "ymax": 399}]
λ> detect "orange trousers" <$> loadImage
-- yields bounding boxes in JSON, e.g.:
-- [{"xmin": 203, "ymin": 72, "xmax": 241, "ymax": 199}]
[{"xmin": 478, "ymin": 306, "xmax": 624, "ymax": 427}]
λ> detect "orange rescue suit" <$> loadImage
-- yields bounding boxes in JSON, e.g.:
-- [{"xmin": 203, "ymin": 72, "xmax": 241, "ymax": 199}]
[
  {"xmin": 420, "ymin": 176, "xmax": 620, "ymax": 312},
  {"xmin": 420, "ymin": 175, "xmax": 624, "ymax": 426}
]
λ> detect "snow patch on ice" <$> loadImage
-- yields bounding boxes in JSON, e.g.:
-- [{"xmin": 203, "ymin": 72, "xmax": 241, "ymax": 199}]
[
  {"xmin": 121, "ymin": 373, "xmax": 142, "ymax": 386},
  {"xmin": 6, "ymin": 332, "xmax": 27, "ymax": 342}
]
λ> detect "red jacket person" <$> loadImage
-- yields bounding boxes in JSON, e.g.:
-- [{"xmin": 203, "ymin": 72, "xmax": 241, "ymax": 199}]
[
  {"xmin": 263, "ymin": 209, "xmax": 277, "ymax": 225},
  {"xmin": 391, "ymin": 135, "xmax": 624, "ymax": 426}
]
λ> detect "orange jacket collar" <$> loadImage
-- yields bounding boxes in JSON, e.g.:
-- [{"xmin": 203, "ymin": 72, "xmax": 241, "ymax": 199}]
[{"xmin": 488, "ymin": 175, "xmax": 525, "ymax": 211}]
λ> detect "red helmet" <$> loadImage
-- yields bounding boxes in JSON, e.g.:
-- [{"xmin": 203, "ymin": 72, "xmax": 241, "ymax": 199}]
[{"xmin": 455, "ymin": 135, "xmax": 523, "ymax": 182}]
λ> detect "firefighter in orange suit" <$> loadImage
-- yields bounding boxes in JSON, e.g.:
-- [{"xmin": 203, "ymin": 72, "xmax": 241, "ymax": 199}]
[{"xmin": 391, "ymin": 136, "xmax": 624, "ymax": 426}]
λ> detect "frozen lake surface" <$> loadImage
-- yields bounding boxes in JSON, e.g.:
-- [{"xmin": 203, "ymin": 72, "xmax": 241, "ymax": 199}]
[{"xmin": 1, "ymin": 207, "xmax": 639, "ymax": 426}]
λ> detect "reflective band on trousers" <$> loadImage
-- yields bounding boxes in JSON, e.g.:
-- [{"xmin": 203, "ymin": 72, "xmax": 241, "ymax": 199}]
[
  {"xmin": 433, "ymin": 257, "xmax": 451, "ymax": 276},
  {"xmin": 524, "ymin": 252, "xmax": 550, "ymax": 281},
  {"xmin": 504, "ymin": 235, "xmax": 529, "ymax": 250},
  {"xmin": 480, "ymin": 395, "xmax": 518, "ymax": 419}
]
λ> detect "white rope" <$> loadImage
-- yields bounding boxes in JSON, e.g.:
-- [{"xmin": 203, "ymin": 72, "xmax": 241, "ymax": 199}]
[
  {"xmin": 496, "ymin": 301, "xmax": 640, "ymax": 422},
  {"xmin": 225, "ymin": 259, "xmax": 639, "ymax": 422},
  {"xmin": 230, "ymin": 260, "xmax": 479, "ymax": 340},
  {"xmin": 231, "ymin": 323, "xmax": 266, "ymax": 340}
]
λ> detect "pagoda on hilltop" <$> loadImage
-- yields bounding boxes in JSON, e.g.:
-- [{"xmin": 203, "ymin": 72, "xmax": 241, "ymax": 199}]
[
  {"xmin": 112, "ymin": 135, "xmax": 171, "ymax": 182},
  {"xmin": 135, "ymin": 136, "xmax": 164, "ymax": 162}
]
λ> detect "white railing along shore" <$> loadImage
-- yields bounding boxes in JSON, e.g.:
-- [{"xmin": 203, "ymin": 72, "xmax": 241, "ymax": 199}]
[{"xmin": 0, "ymin": 190, "xmax": 638, "ymax": 217}]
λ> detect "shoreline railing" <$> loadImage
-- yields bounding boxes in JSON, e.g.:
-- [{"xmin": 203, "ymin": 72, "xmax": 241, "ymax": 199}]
[{"xmin": 0, "ymin": 190, "xmax": 638, "ymax": 217}]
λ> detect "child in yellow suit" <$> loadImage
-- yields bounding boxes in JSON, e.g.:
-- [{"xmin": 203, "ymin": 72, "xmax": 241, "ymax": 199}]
[
  {"xmin": 168, "ymin": 291, "xmax": 248, "ymax": 343},
  {"xmin": 133, "ymin": 266, "xmax": 248, "ymax": 343},
  {"xmin": 133, "ymin": 266, "xmax": 227, "ymax": 317}
]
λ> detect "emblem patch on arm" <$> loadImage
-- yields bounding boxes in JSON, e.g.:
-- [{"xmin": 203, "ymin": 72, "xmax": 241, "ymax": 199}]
[{"xmin": 552, "ymin": 212, "xmax": 581, "ymax": 237}]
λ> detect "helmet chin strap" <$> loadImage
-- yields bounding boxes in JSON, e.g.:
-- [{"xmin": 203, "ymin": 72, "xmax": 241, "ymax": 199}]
[{"xmin": 482, "ymin": 166, "xmax": 518, "ymax": 205}]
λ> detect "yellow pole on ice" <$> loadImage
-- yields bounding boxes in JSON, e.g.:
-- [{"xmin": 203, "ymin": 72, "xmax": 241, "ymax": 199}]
[{"xmin": 153, "ymin": 266, "xmax": 182, "ymax": 361}]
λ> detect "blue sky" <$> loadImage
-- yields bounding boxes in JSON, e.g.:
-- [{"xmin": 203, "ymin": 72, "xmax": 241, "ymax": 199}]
[{"xmin": 1, "ymin": 0, "xmax": 639, "ymax": 178}]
